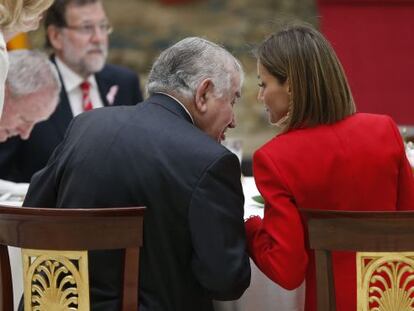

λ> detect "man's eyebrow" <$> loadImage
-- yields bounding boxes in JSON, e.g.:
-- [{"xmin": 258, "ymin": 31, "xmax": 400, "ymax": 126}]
[{"xmin": 235, "ymin": 91, "xmax": 241, "ymax": 98}]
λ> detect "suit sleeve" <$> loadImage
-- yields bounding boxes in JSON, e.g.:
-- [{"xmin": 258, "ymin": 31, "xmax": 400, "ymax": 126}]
[
  {"xmin": 387, "ymin": 117, "xmax": 414, "ymax": 210},
  {"xmin": 23, "ymin": 119, "xmax": 76, "ymax": 208},
  {"xmin": 245, "ymin": 148, "xmax": 308, "ymax": 290},
  {"xmin": 189, "ymin": 152, "xmax": 251, "ymax": 300},
  {"xmin": 23, "ymin": 146, "xmax": 61, "ymax": 208}
]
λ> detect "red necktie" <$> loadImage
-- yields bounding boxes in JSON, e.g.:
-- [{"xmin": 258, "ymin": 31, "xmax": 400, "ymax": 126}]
[{"xmin": 80, "ymin": 81, "xmax": 93, "ymax": 111}]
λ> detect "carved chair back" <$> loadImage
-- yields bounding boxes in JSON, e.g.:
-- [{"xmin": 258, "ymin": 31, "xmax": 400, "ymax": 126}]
[
  {"xmin": 0, "ymin": 205, "xmax": 146, "ymax": 311},
  {"xmin": 300, "ymin": 209, "xmax": 414, "ymax": 311}
]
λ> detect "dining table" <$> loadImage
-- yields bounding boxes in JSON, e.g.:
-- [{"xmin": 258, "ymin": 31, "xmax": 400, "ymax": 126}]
[
  {"xmin": 213, "ymin": 176, "xmax": 305, "ymax": 311},
  {"xmin": 0, "ymin": 177, "xmax": 305, "ymax": 311}
]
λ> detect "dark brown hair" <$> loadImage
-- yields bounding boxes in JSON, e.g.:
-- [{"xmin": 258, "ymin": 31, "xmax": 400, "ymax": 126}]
[
  {"xmin": 256, "ymin": 23, "xmax": 356, "ymax": 130},
  {"xmin": 44, "ymin": 0, "xmax": 100, "ymax": 48}
]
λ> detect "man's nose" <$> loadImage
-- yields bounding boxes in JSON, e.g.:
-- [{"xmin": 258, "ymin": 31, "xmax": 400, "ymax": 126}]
[{"xmin": 90, "ymin": 27, "xmax": 107, "ymax": 43}]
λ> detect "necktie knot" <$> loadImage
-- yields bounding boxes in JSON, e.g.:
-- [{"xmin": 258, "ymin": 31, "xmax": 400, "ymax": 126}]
[
  {"xmin": 80, "ymin": 80, "xmax": 91, "ymax": 92},
  {"xmin": 80, "ymin": 81, "xmax": 93, "ymax": 111}
]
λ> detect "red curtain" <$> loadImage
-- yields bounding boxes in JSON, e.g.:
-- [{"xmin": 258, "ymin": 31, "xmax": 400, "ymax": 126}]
[{"xmin": 317, "ymin": 0, "xmax": 414, "ymax": 124}]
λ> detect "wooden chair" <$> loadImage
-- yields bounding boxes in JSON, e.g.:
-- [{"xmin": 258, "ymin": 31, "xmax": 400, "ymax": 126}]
[
  {"xmin": 300, "ymin": 209, "xmax": 414, "ymax": 311},
  {"xmin": 0, "ymin": 205, "xmax": 146, "ymax": 311}
]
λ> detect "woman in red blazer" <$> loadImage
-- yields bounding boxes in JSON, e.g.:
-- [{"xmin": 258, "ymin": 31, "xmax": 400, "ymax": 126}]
[{"xmin": 245, "ymin": 23, "xmax": 414, "ymax": 311}]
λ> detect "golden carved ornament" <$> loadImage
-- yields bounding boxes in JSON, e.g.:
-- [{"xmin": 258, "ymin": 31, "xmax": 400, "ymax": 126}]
[
  {"xmin": 22, "ymin": 249, "xmax": 90, "ymax": 311},
  {"xmin": 357, "ymin": 252, "xmax": 414, "ymax": 311}
]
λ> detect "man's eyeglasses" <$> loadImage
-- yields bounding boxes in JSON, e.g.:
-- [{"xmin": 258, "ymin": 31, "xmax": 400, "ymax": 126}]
[{"xmin": 63, "ymin": 23, "xmax": 113, "ymax": 36}]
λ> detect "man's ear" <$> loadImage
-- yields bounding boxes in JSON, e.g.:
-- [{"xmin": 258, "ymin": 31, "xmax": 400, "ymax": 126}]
[
  {"xmin": 47, "ymin": 25, "xmax": 64, "ymax": 51},
  {"xmin": 194, "ymin": 79, "xmax": 214, "ymax": 113}
]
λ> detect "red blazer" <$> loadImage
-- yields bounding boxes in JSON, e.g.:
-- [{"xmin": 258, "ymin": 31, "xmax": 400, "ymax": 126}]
[{"xmin": 245, "ymin": 113, "xmax": 414, "ymax": 311}]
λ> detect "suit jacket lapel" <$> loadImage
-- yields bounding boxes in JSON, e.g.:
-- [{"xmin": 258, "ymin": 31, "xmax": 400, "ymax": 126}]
[{"xmin": 50, "ymin": 55, "xmax": 75, "ymax": 137}]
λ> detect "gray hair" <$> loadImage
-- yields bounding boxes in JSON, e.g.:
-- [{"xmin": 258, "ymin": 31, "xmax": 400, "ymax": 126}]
[
  {"xmin": 7, "ymin": 49, "xmax": 61, "ymax": 98},
  {"xmin": 146, "ymin": 37, "xmax": 244, "ymax": 100}
]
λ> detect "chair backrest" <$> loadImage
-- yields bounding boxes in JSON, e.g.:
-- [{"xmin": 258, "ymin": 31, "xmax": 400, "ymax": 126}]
[
  {"xmin": 0, "ymin": 204, "xmax": 146, "ymax": 311},
  {"xmin": 299, "ymin": 208, "xmax": 414, "ymax": 311}
]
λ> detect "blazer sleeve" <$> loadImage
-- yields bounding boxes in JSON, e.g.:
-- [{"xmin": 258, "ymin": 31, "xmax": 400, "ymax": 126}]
[
  {"xmin": 245, "ymin": 148, "xmax": 308, "ymax": 290},
  {"xmin": 189, "ymin": 152, "xmax": 251, "ymax": 300},
  {"xmin": 23, "ymin": 119, "xmax": 76, "ymax": 208},
  {"xmin": 23, "ymin": 145, "xmax": 61, "ymax": 208},
  {"xmin": 387, "ymin": 117, "xmax": 414, "ymax": 210}
]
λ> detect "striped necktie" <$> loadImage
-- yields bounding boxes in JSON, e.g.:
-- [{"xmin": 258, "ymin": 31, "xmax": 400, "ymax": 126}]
[{"xmin": 80, "ymin": 81, "xmax": 93, "ymax": 111}]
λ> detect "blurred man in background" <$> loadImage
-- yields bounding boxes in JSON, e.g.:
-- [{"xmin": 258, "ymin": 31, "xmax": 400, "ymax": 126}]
[
  {"xmin": 0, "ymin": 49, "xmax": 60, "ymax": 195},
  {"xmin": 0, "ymin": 50, "xmax": 60, "ymax": 142},
  {"xmin": 0, "ymin": 0, "xmax": 143, "ymax": 183}
]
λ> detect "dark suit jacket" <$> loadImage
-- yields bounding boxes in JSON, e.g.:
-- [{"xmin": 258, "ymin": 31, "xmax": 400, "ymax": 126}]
[
  {"xmin": 23, "ymin": 94, "xmax": 251, "ymax": 311},
  {"xmin": 0, "ymin": 57, "xmax": 142, "ymax": 182}
]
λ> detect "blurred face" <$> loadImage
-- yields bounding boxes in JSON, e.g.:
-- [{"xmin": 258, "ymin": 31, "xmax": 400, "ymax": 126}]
[
  {"xmin": 257, "ymin": 60, "xmax": 290, "ymax": 124},
  {"xmin": 195, "ymin": 71, "xmax": 241, "ymax": 142},
  {"xmin": 0, "ymin": 88, "xmax": 58, "ymax": 142},
  {"xmin": 48, "ymin": 2, "xmax": 109, "ymax": 78}
]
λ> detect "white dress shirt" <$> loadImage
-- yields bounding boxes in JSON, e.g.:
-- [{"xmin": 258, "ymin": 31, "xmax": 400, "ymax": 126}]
[
  {"xmin": 55, "ymin": 57, "xmax": 104, "ymax": 117},
  {"xmin": 0, "ymin": 31, "xmax": 9, "ymax": 118}
]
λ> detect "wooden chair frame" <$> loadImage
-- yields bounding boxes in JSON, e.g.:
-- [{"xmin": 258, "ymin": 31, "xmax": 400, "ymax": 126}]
[
  {"xmin": 0, "ymin": 205, "xmax": 146, "ymax": 311},
  {"xmin": 300, "ymin": 209, "xmax": 414, "ymax": 311}
]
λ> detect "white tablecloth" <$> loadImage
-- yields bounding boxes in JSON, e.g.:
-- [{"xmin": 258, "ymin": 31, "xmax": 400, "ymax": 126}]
[{"xmin": 1, "ymin": 177, "xmax": 305, "ymax": 311}]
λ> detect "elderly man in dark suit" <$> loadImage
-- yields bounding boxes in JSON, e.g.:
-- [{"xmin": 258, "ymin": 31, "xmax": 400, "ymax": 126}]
[
  {"xmin": 0, "ymin": 0, "xmax": 142, "ymax": 182},
  {"xmin": 24, "ymin": 37, "xmax": 251, "ymax": 311}
]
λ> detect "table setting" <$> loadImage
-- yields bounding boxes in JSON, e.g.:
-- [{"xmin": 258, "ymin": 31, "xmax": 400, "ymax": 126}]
[
  {"xmin": 0, "ymin": 175, "xmax": 305, "ymax": 311},
  {"xmin": 213, "ymin": 176, "xmax": 305, "ymax": 311}
]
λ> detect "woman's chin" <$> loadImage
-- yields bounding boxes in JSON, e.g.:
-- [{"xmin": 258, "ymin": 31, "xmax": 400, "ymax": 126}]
[{"xmin": 268, "ymin": 116, "xmax": 278, "ymax": 125}]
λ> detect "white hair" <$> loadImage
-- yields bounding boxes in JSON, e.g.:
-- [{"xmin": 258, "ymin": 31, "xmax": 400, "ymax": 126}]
[
  {"xmin": 146, "ymin": 37, "xmax": 244, "ymax": 100},
  {"xmin": 7, "ymin": 49, "xmax": 61, "ymax": 98}
]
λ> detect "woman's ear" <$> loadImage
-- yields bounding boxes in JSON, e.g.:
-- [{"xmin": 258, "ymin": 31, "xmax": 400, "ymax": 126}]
[{"xmin": 194, "ymin": 79, "xmax": 214, "ymax": 113}]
